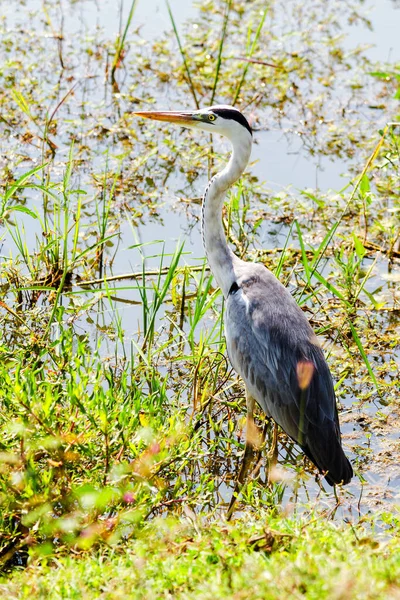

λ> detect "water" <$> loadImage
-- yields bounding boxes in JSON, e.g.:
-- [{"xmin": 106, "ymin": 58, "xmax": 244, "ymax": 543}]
[{"xmin": 0, "ymin": 0, "xmax": 399, "ymax": 517}]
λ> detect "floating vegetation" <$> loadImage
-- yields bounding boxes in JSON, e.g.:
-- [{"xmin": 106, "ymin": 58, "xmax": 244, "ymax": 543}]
[{"xmin": 0, "ymin": 0, "xmax": 399, "ymax": 590}]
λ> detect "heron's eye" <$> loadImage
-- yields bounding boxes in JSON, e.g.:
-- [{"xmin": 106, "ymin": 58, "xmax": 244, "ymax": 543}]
[{"xmin": 208, "ymin": 114, "xmax": 216, "ymax": 122}]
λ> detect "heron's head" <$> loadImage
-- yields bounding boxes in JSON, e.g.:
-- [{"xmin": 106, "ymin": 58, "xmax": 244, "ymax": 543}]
[{"xmin": 134, "ymin": 105, "xmax": 252, "ymax": 146}]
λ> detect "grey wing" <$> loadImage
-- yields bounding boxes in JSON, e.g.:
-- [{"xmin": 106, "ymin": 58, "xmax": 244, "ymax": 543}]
[{"xmin": 225, "ymin": 264, "xmax": 352, "ymax": 485}]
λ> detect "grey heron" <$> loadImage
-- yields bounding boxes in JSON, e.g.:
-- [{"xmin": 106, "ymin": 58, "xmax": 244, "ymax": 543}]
[{"xmin": 135, "ymin": 105, "xmax": 353, "ymax": 511}]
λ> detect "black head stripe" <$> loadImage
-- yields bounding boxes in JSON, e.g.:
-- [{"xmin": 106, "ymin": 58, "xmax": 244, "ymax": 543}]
[{"xmin": 211, "ymin": 108, "xmax": 252, "ymax": 136}]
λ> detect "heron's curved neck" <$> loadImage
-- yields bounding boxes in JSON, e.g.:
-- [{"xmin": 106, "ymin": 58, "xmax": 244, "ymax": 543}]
[{"xmin": 201, "ymin": 136, "xmax": 252, "ymax": 298}]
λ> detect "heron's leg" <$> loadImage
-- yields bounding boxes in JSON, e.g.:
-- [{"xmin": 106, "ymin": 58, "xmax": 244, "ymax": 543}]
[
  {"xmin": 236, "ymin": 395, "xmax": 257, "ymax": 484},
  {"xmin": 267, "ymin": 421, "xmax": 279, "ymax": 485},
  {"xmin": 227, "ymin": 392, "xmax": 259, "ymax": 520},
  {"xmin": 249, "ymin": 420, "xmax": 269, "ymax": 480}
]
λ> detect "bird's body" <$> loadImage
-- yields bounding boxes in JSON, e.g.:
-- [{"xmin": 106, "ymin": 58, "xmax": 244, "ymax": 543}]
[
  {"xmin": 135, "ymin": 104, "xmax": 353, "ymax": 488},
  {"xmin": 225, "ymin": 260, "xmax": 351, "ymax": 485}
]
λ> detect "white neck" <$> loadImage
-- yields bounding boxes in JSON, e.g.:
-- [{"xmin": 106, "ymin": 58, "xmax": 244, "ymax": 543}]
[{"xmin": 201, "ymin": 132, "xmax": 252, "ymax": 298}]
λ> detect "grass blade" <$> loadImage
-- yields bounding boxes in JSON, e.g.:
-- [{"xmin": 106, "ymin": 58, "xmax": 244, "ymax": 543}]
[
  {"xmin": 211, "ymin": 0, "xmax": 233, "ymax": 105},
  {"xmin": 111, "ymin": 0, "xmax": 137, "ymax": 86},
  {"xmin": 309, "ymin": 221, "xmax": 340, "ymax": 272},
  {"xmin": 312, "ymin": 270, "xmax": 351, "ymax": 307},
  {"xmin": 232, "ymin": 6, "xmax": 268, "ymax": 105},
  {"xmin": 295, "ymin": 221, "xmax": 311, "ymax": 286},
  {"xmin": 1, "ymin": 162, "xmax": 49, "ymax": 217},
  {"xmin": 348, "ymin": 322, "xmax": 381, "ymax": 395},
  {"xmin": 274, "ymin": 221, "xmax": 294, "ymax": 279},
  {"xmin": 166, "ymin": 1, "xmax": 199, "ymax": 108}
]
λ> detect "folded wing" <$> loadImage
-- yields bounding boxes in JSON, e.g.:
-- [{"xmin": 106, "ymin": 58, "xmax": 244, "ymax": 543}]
[{"xmin": 225, "ymin": 263, "xmax": 353, "ymax": 486}]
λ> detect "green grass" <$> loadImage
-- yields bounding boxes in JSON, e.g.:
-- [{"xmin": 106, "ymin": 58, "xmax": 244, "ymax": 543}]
[
  {"xmin": 2, "ymin": 513, "xmax": 400, "ymax": 599},
  {"xmin": 0, "ymin": 0, "xmax": 399, "ymax": 595}
]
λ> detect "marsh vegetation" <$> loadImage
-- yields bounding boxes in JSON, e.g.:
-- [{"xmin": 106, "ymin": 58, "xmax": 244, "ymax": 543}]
[{"xmin": 0, "ymin": 0, "xmax": 399, "ymax": 597}]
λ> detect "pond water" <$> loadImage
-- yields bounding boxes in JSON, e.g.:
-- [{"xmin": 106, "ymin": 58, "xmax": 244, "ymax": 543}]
[{"xmin": 0, "ymin": 0, "xmax": 399, "ymax": 520}]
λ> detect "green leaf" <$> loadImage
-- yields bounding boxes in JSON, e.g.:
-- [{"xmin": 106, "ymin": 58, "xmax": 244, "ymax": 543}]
[
  {"xmin": 359, "ymin": 174, "xmax": 370, "ymax": 197},
  {"xmin": 312, "ymin": 270, "xmax": 351, "ymax": 307},
  {"xmin": 367, "ymin": 71, "xmax": 391, "ymax": 79},
  {"xmin": 1, "ymin": 162, "xmax": 49, "ymax": 210},
  {"xmin": 310, "ymin": 221, "xmax": 339, "ymax": 270},
  {"xmin": 8, "ymin": 205, "xmax": 38, "ymax": 219},
  {"xmin": 352, "ymin": 233, "xmax": 366, "ymax": 259},
  {"xmin": 362, "ymin": 288, "xmax": 386, "ymax": 310},
  {"xmin": 349, "ymin": 322, "xmax": 381, "ymax": 395}
]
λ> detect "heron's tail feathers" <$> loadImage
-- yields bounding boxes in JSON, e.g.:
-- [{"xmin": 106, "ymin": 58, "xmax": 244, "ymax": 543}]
[{"xmin": 303, "ymin": 425, "xmax": 353, "ymax": 486}]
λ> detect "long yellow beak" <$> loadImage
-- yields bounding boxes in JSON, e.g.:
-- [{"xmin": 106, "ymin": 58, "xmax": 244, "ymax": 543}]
[{"xmin": 134, "ymin": 110, "xmax": 199, "ymax": 125}]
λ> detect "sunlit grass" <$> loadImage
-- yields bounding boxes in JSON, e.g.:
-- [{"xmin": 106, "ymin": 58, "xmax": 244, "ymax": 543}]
[
  {"xmin": 2, "ymin": 513, "xmax": 400, "ymax": 599},
  {"xmin": 0, "ymin": 0, "xmax": 399, "ymax": 592}
]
